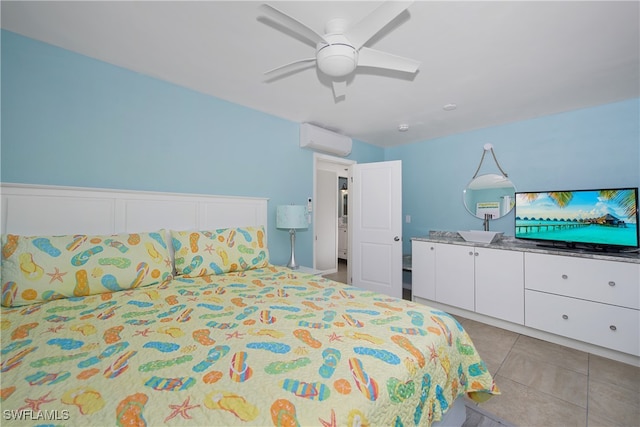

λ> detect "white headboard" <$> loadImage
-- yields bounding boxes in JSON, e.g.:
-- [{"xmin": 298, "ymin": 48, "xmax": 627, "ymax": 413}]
[{"xmin": 1, "ymin": 183, "xmax": 269, "ymax": 237}]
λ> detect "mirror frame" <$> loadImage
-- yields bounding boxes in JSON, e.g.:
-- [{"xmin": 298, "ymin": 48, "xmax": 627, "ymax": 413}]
[{"xmin": 463, "ymin": 173, "xmax": 516, "ymax": 219}]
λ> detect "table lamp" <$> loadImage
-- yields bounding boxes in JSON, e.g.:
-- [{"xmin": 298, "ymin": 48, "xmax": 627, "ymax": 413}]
[{"xmin": 276, "ymin": 205, "xmax": 308, "ymax": 269}]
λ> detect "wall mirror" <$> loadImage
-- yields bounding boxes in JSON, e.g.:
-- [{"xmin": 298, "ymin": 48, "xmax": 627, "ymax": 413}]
[
  {"xmin": 463, "ymin": 143, "xmax": 516, "ymax": 220},
  {"xmin": 463, "ymin": 174, "xmax": 516, "ymax": 219}
]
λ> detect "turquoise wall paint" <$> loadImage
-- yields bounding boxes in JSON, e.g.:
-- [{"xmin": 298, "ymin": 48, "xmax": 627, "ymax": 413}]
[
  {"xmin": 0, "ymin": 30, "xmax": 384, "ymax": 266},
  {"xmin": 2, "ymin": 31, "xmax": 638, "ymax": 260},
  {"xmin": 386, "ymin": 98, "xmax": 640, "ymax": 254}
]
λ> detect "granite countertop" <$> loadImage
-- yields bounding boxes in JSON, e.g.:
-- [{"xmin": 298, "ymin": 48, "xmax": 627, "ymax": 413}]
[{"xmin": 412, "ymin": 231, "xmax": 640, "ymax": 264}]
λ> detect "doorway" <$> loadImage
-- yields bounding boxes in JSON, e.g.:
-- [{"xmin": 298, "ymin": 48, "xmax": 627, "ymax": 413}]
[{"xmin": 313, "ymin": 153, "xmax": 354, "ymax": 282}]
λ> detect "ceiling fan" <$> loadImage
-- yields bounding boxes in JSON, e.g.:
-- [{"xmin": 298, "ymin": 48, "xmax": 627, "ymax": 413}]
[{"xmin": 260, "ymin": 1, "xmax": 420, "ymax": 100}]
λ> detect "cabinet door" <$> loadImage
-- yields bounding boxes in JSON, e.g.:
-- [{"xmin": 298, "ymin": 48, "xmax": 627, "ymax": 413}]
[
  {"xmin": 338, "ymin": 227, "xmax": 348, "ymax": 257},
  {"xmin": 412, "ymin": 240, "xmax": 436, "ymax": 300},
  {"xmin": 435, "ymin": 243, "xmax": 475, "ymax": 310},
  {"xmin": 475, "ymin": 248, "xmax": 524, "ymax": 324}
]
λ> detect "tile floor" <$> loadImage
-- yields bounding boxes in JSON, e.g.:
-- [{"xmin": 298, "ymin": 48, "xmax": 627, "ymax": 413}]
[
  {"xmin": 322, "ymin": 259, "xmax": 348, "ymax": 284},
  {"xmin": 456, "ymin": 316, "xmax": 640, "ymax": 427},
  {"xmin": 323, "ymin": 262, "xmax": 640, "ymax": 426}
]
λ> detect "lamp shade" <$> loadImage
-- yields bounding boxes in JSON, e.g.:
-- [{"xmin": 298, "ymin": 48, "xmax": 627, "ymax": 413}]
[{"xmin": 276, "ymin": 205, "xmax": 308, "ymax": 229}]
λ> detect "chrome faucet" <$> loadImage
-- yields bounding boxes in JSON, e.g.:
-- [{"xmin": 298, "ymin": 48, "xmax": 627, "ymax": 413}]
[{"xmin": 483, "ymin": 214, "xmax": 491, "ymax": 231}]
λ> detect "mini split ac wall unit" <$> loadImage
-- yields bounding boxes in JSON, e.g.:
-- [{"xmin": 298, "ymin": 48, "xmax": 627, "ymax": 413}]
[{"xmin": 300, "ymin": 123, "xmax": 352, "ymax": 157}]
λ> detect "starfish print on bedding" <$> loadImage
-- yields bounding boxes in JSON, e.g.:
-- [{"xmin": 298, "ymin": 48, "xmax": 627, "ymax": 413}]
[
  {"xmin": 204, "ymin": 244, "xmax": 215, "ymax": 255},
  {"xmin": 427, "ymin": 343, "xmax": 439, "ymax": 364},
  {"xmin": 46, "ymin": 267, "xmax": 67, "ymax": 284},
  {"xmin": 319, "ymin": 409, "xmax": 337, "ymax": 427},
  {"xmin": 225, "ymin": 331, "xmax": 245, "ymax": 340},
  {"xmin": 42, "ymin": 325, "xmax": 64, "ymax": 334},
  {"xmin": 134, "ymin": 328, "xmax": 152, "ymax": 337},
  {"xmin": 19, "ymin": 392, "xmax": 55, "ymax": 411},
  {"xmin": 164, "ymin": 396, "xmax": 200, "ymax": 422},
  {"xmin": 327, "ymin": 332, "xmax": 343, "ymax": 342}
]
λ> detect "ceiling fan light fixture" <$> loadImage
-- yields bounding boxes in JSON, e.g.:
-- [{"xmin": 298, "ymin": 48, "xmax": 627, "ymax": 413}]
[
  {"xmin": 316, "ymin": 44, "xmax": 358, "ymax": 77},
  {"xmin": 260, "ymin": 2, "xmax": 419, "ymax": 98}
]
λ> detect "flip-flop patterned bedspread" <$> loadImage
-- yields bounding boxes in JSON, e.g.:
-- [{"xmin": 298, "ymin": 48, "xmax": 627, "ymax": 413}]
[{"xmin": 0, "ymin": 266, "xmax": 498, "ymax": 426}]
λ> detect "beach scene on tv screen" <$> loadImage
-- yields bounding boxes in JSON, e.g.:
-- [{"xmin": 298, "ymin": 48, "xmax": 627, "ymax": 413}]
[{"xmin": 515, "ymin": 189, "xmax": 638, "ymax": 247}]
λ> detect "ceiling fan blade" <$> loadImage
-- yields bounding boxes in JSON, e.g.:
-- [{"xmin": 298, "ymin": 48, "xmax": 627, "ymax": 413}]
[
  {"xmin": 346, "ymin": 1, "xmax": 414, "ymax": 50},
  {"xmin": 332, "ymin": 80, "xmax": 347, "ymax": 99},
  {"xmin": 260, "ymin": 4, "xmax": 328, "ymax": 46},
  {"xmin": 264, "ymin": 58, "xmax": 317, "ymax": 76},
  {"xmin": 357, "ymin": 47, "xmax": 420, "ymax": 73}
]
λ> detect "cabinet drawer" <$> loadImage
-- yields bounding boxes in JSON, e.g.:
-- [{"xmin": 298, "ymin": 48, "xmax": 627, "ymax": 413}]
[
  {"xmin": 525, "ymin": 253, "xmax": 640, "ymax": 309},
  {"xmin": 525, "ymin": 290, "xmax": 640, "ymax": 356}
]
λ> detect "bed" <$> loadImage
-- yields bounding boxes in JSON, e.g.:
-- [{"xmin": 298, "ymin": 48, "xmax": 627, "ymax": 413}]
[{"xmin": 0, "ymin": 184, "xmax": 498, "ymax": 426}]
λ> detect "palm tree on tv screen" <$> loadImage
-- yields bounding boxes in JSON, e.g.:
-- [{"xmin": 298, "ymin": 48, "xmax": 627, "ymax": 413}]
[
  {"xmin": 600, "ymin": 189, "xmax": 637, "ymax": 218},
  {"xmin": 523, "ymin": 190, "xmax": 636, "ymax": 218},
  {"xmin": 522, "ymin": 191, "xmax": 573, "ymax": 208}
]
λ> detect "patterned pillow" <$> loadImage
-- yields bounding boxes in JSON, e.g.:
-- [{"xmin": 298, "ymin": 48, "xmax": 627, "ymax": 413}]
[
  {"xmin": 1, "ymin": 230, "xmax": 172, "ymax": 307},
  {"xmin": 171, "ymin": 226, "xmax": 269, "ymax": 277}
]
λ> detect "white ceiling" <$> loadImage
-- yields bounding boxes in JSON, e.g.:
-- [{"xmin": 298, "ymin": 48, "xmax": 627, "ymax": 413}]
[{"xmin": 2, "ymin": 1, "xmax": 639, "ymax": 147}]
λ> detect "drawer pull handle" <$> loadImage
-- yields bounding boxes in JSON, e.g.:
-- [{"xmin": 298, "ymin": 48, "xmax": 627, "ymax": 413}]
[
  {"xmin": 561, "ymin": 274, "xmax": 568, "ymax": 280},
  {"xmin": 469, "ymin": 251, "xmax": 474, "ymax": 256},
  {"xmin": 562, "ymin": 314, "xmax": 569, "ymax": 320},
  {"xmin": 430, "ymin": 247, "xmax": 434, "ymax": 250},
  {"xmin": 610, "ymin": 325, "xmax": 617, "ymax": 331},
  {"xmin": 608, "ymin": 281, "xmax": 616, "ymax": 287}
]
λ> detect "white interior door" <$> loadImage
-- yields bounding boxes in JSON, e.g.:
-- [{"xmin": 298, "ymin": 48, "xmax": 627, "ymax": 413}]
[
  {"xmin": 316, "ymin": 169, "xmax": 337, "ymax": 271},
  {"xmin": 351, "ymin": 160, "xmax": 402, "ymax": 298}
]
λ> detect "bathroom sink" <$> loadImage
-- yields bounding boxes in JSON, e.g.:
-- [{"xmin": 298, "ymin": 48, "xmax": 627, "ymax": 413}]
[{"xmin": 457, "ymin": 230, "xmax": 504, "ymax": 244}]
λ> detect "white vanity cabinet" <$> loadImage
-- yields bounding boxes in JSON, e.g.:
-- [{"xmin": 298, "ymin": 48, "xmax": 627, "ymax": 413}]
[
  {"xmin": 338, "ymin": 224, "xmax": 348, "ymax": 259},
  {"xmin": 411, "ymin": 240, "xmax": 524, "ymax": 323},
  {"xmin": 475, "ymin": 247, "xmax": 524, "ymax": 324},
  {"xmin": 411, "ymin": 240, "xmax": 436, "ymax": 300},
  {"xmin": 412, "ymin": 237, "xmax": 640, "ymax": 361},
  {"xmin": 525, "ymin": 253, "xmax": 640, "ymax": 356},
  {"xmin": 434, "ymin": 243, "xmax": 475, "ymax": 311}
]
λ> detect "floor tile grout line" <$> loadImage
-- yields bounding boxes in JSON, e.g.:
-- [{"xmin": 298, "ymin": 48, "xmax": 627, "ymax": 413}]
[
  {"xmin": 493, "ymin": 333, "xmax": 591, "ymax": 413},
  {"xmin": 586, "ymin": 354, "xmax": 591, "ymax": 427},
  {"xmin": 484, "ymin": 326, "xmax": 637, "ymax": 426},
  {"xmin": 509, "ymin": 335, "xmax": 590, "ymax": 376},
  {"xmin": 492, "ymin": 331, "xmax": 519, "ymax": 379}
]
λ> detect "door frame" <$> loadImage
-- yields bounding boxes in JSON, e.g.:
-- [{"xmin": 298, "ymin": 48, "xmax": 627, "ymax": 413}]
[{"xmin": 313, "ymin": 153, "xmax": 355, "ymax": 275}]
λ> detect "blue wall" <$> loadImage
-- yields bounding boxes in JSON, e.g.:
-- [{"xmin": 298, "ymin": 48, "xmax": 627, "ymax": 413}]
[
  {"xmin": 2, "ymin": 31, "xmax": 638, "ymax": 259},
  {"xmin": 0, "ymin": 30, "xmax": 384, "ymax": 265},
  {"xmin": 386, "ymin": 98, "xmax": 640, "ymax": 253}
]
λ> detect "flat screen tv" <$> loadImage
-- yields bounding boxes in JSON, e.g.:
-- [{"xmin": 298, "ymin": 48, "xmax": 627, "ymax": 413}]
[{"xmin": 515, "ymin": 187, "xmax": 639, "ymax": 251}]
